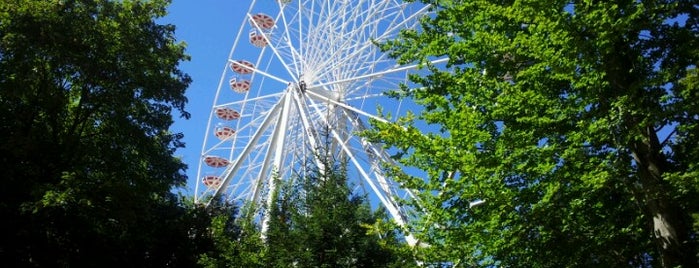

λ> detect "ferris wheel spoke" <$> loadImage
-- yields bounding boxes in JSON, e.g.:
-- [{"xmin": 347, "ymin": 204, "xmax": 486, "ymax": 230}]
[
  {"xmin": 276, "ymin": 5, "xmax": 302, "ymax": 77},
  {"xmin": 248, "ymin": 13, "xmax": 300, "ymax": 83},
  {"xmin": 336, "ymin": 2, "xmax": 400, "ymax": 69},
  {"xmin": 344, "ymin": 93, "xmax": 384, "ymax": 101},
  {"xmin": 303, "ymin": 1, "xmax": 333, "ymax": 71},
  {"xmin": 307, "ymin": 2, "xmax": 429, "ymax": 83},
  {"xmin": 216, "ymin": 92, "xmax": 283, "ymax": 107},
  {"xmin": 345, "ymin": 109, "xmax": 421, "ymax": 202},
  {"xmin": 311, "ymin": 57, "xmax": 450, "ymax": 91},
  {"xmin": 376, "ymin": 3, "xmax": 432, "ymax": 42},
  {"xmin": 305, "ymin": 5, "xmax": 375, "ymax": 77},
  {"xmin": 304, "ymin": 88, "xmax": 390, "ymax": 124},
  {"xmin": 228, "ymin": 59, "xmax": 289, "ymax": 85}
]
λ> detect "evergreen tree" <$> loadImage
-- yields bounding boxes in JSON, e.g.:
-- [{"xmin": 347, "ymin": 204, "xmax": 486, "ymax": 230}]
[{"xmin": 264, "ymin": 159, "xmax": 415, "ymax": 268}]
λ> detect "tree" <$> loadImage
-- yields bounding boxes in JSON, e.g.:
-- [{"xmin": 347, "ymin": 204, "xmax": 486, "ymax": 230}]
[
  {"xmin": 263, "ymin": 159, "xmax": 416, "ymax": 268},
  {"xmin": 196, "ymin": 199, "xmax": 266, "ymax": 268},
  {"xmin": 0, "ymin": 0, "xmax": 194, "ymax": 266},
  {"xmin": 369, "ymin": 0, "xmax": 698, "ymax": 267}
]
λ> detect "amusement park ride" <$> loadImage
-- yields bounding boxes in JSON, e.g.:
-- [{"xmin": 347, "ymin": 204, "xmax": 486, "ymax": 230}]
[{"xmin": 194, "ymin": 0, "xmax": 449, "ymax": 245}]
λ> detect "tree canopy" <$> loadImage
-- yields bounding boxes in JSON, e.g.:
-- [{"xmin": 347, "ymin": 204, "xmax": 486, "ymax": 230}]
[
  {"xmin": 263, "ymin": 160, "xmax": 416, "ymax": 268},
  {"xmin": 369, "ymin": 0, "xmax": 698, "ymax": 267},
  {"xmin": 0, "ymin": 0, "xmax": 195, "ymax": 266},
  {"xmin": 194, "ymin": 159, "xmax": 416, "ymax": 268}
]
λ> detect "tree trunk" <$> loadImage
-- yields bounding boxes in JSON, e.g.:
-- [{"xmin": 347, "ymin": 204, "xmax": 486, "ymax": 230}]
[{"xmin": 630, "ymin": 126, "xmax": 696, "ymax": 267}]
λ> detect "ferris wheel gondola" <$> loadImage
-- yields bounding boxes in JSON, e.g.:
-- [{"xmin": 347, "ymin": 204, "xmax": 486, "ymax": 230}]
[
  {"xmin": 249, "ymin": 30, "xmax": 268, "ymax": 48},
  {"xmin": 214, "ymin": 126, "xmax": 236, "ymax": 140},
  {"xmin": 229, "ymin": 78, "xmax": 251, "ymax": 93},
  {"xmin": 249, "ymin": 13, "xmax": 275, "ymax": 30},
  {"xmin": 215, "ymin": 107, "xmax": 241, "ymax": 121},
  {"xmin": 202, "ymin": 175, "xmax": 223, "ymax": 188},
  {"xmin": 204, "ymin": 155, "xmax": 229, "ymax": 168},
  {"xmin": 230, "ymin": 60, "xmax": 255, "ymax": 75}
]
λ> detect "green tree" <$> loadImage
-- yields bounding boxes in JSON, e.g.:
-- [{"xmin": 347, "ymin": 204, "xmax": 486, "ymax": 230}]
[
  {"xmin": 264, "ymin": 159, "xmax": 416, "ymax": 268},
  {"xmin": 0, "ymin": 0, "xmax": 195, "ymax": 266},
  {"xmin": 369, "ymin": 0, "xmax": 698, "ymax": 267},
  {"xmin": 196, "ymin": 199, "xmax": 266, "ymax": 268}
]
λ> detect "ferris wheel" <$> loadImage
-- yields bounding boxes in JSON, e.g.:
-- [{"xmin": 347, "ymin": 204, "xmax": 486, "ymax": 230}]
[{"xmin": 195, "ymin": 0, "xmax": 446, "ymax": 244}]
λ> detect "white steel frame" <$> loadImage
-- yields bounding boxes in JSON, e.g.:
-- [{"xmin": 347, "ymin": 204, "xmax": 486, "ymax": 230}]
[{"xmin": 195, "ymin": 0, "xmax": 446, "ymax": 246}]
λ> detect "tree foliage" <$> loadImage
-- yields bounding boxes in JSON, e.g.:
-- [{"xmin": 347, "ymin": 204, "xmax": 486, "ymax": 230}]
[
  {"xmin": 369, "ymin": 0, "xmax": 698, "ymax": 267},
  {"xmin": 192, "ymin": 159, "xmax": 416, "ymax": 268},
  {"xmin": 263, "ymin": 160, "xmax": 416, "ymax": 268},
  {"xmin": 195, "ymin": 199, "xmax": 265, "ymax": 268},
  {"xmin": 0, "ymin": 0, "xmax": 195, "ymax": 266}
]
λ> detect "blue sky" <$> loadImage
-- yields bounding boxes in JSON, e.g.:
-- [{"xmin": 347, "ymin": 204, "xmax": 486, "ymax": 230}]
[{"xmin": 164, "ymin": 1, "xmax": 244, "ymax": 193}]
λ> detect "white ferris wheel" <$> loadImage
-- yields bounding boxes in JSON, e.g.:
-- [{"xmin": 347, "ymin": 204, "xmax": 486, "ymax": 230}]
[{"xmin": 194, "ymin": 0, "xmax": 446, "ymax": 244}]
